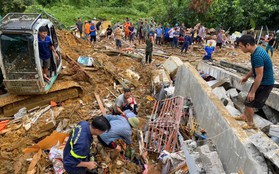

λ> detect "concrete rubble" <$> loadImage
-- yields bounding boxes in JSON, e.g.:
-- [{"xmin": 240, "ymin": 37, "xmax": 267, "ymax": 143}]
[
  {"xmin": 269, "ymin": 124, "xmax": 279, "ymax": 138},
  {"xmin": 175, "ymin": 62, "xmax": 279, "ymax": 174}
]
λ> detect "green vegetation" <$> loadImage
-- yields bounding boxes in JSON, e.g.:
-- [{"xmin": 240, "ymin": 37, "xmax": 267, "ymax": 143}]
[{"xmin": 1, "ymin": 0, "xmax": 279, "ymax": 31}]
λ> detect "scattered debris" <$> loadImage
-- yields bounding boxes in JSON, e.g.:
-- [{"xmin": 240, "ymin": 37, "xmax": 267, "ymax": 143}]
[
  {"xmin": 77, "ymin": 56, "xmax": 94, "ymax": 67},
  {"xmin": 144, "ymin": 96, "xmax": 184, "ymax": 153}
]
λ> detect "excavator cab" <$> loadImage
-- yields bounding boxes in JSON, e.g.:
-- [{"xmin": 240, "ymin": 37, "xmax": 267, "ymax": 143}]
[{"xmin": 0, "ymin": 13, "xmax": 62, "ymax": 95}]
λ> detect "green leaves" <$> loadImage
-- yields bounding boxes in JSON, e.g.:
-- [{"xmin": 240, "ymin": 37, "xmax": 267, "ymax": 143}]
[{"xmin": 1, "ymin": 0, "xmax": 276, "ymax": 31}]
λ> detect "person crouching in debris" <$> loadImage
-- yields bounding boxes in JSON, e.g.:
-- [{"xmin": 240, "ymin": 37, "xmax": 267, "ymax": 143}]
[
  {"xmin": 98, "ymin": 115, "xmax": 139, "ymax": 152},
  {"xmin": 63, "ymin": 116, "xmax": 111, "ymax": 174},
  {"xmin": 145, "ymin": 34, "xmax": 154, "ymax": 64},
  {"xmin": 113, "ymin": 88, "xmax": 138, "ymax": 117},
  {"xmin": 202, "ymin": 40, "xmax": 215, "ymax": 61},
  {"xmin": 235, "ymin": 35, "xmax": 274, "ymax": 129}
]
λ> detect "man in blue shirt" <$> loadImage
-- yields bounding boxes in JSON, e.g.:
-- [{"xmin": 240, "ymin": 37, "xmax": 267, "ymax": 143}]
[
  {"xmin": 63, "ymin": 116, "xmax": 111, "ymax": 174},
  {"xmin": 98, "ymin": 115, "xmax": 139, "ymax": 152},
  {"xmin": 38, "ymin": 26, "xmax": 58, "ymax": 83},
  {"xmin": 90, "ymin": 22, "xmax": 97, "ymax": 45},
  {"xmin": 235, "ymin": 35, "xmax": 274, "ymax": 129},
  {"xmin": 155, "ymin": 24, "xmax": 163, "ymax": 45},
  {"xmin": 202, "ymin": 40, "xmax": 215, "ymax": 61},
  {"xmin": 164, "ymin": 25, "xmax": 170, "ymax": 45},
  {"xmin": 181, "ymin": 31, "xmax": 192, "ymax": 53}
]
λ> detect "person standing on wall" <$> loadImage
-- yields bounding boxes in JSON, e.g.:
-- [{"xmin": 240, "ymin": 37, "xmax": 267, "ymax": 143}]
[{"xmin": 235, "ymin": 35, "xmax": 274, "ymax": 129}]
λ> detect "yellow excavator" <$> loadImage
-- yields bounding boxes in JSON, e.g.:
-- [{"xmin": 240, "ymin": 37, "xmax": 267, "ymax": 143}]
[{"xmin": 0, "ymin": 13, "xmax": 82, "ymax": 117}]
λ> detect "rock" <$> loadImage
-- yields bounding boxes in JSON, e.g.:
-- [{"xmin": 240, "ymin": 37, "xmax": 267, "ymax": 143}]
[
  {"xmin": 40, "ymin": 120, "xmax": 56, "ymax": 132},
  {"xmin": 237, "ymin": 92, "xmax": 248, "ymax": 103},
  {"xmin": 226, "ymin": 88, "xmax": 238, "ymax": 99},
  {"xmin": 269, "ymin": 124, "xmax": 279, "ymax": 138},
  {"xmin": 125, "ymin": 69, "xmax": 140, "ymax": 80}
]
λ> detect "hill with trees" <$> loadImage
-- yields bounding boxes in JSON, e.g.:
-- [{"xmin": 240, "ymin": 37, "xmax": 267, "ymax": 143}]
[{"xmin": 1, "ymin": 0, "xmax": 278, "ymax": 31}]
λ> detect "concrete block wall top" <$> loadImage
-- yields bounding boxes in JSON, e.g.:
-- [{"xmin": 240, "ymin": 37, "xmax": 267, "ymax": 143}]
[
  {"xmin": 163, "ymin": 56, "xmax": 184, "ymax": 75},
  {"xmin": 174, "ymin": 62, "xmax": 279, "ymax": 174},
  {"xmin": 198, "ymin": 62, "xmax": 279, "ymax": 112},
  {"xmin": 198, "ymin": 62, "xmax": 253, "ymax": 92}
]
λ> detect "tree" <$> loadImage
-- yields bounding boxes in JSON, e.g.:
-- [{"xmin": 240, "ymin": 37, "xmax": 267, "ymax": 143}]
[{"xmin": 0, "ymin": 0, "xmax": 34, "ymax": 16}]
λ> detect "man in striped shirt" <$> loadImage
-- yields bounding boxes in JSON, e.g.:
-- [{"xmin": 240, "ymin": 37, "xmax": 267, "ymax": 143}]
[{"xmin": 235, "ymin": 35, "xmax": 274, "ymax": 129}]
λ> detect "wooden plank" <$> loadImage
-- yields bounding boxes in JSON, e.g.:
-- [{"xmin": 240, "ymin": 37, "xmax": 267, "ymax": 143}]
[{"xmin": 94, "ymin": 93, "xmax": 106, "ymax": 116}]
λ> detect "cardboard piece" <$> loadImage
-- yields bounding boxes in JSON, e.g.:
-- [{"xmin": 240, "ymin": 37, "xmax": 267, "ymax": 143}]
[{"xmin": 23, "ymin": 131, "xmax": 69, "ymax": 153}]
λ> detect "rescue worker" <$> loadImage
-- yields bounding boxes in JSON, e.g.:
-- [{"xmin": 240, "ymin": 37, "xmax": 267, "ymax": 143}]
[
  {"xmin": 63, "ymin": 116, "xmax": 111, "ymax": 174},
  {"xmin": 98, "ymin": 115, "xmax": 139, "ymax": 152}
]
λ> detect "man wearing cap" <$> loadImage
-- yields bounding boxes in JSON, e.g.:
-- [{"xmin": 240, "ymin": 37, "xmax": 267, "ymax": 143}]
[
  {"xmin": 63, "ymin": 116, "xmax": 111, "ymax": 174},
  {"xmin": 98, "ymin": 115, "xmax": 139, "ymax": 152}
]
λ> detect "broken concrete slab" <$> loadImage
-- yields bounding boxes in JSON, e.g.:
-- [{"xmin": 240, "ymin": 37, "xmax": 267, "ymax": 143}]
[
  {"xmin": 212, "ymin": 86, "xmax": 227, "ymax": 100},
  {"xmin": 178, "ymin": 133, "xmax": 205, "ymax": 174},
  {"xmin": 244, "ymin": 142, "xmax": 268, "ymax": 173},
  {"xmin": 206, "ymin": 80, "xmax": 219, "ymax": 87},
  {"xmin": 249, "ymin": 133, "xmax": 279, "ymax": 168},
  {"xmin": 253, "ymin": 114, "xmax": 273, "ymax": 130},
  {"xmin": 269, "ymin": 124, "xmax": 279, "ymax": 138},
  {"xmin": 226, "ymin": 88, "xmax": 238, "ymax": 99},
  {"xmin": 198, "ymin": 62, "xmax": 279, "ymax": 112},
  {"xmin": 262, "ymin": 105, "xmax": 279, "ymax": 124},
  {"xmin": 163, "ymin": 56, "xmax": 183, "ymax": 77},
  {"xmin": 197, "ymin": 144, "xmax": 225, "ymax": 174},
  {"xmin": 175, "ymin": 63, "xmax": 274, "ymax": 174},
  {"xmin": 152, "ymin": 68, "xmax": 172, "ymax": 86},
  {"xmin": 226, "ymin": 105, "xmax": 241, "ymax": 116}
]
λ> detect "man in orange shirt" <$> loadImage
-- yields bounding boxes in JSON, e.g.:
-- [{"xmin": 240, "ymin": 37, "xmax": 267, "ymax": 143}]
[
  {"xmin": 124, "ymin": 18, "xmax": 130, "ymax": 40},
  {"xmin": 84, "ymin": 20, "xmax": 91, "ymax": 44}
]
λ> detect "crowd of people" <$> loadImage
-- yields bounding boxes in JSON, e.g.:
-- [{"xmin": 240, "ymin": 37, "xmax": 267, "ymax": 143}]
[{"xmin": 74, "ymin": 17, "xmax": 278, "ymax": 62}]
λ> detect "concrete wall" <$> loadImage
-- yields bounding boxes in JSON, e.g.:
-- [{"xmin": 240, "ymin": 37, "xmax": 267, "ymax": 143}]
[
  {"xmin": 198, "ymin": 62, "xmax": 279, "ymax": 112},
  {"xmin": 174, "ymin": 63, "xmax": 274, "ymax": 174}
]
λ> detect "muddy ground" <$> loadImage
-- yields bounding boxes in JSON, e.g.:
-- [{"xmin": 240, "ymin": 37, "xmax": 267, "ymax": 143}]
[{"xmin": 0, "ymin": 31, "xmax": 278, "ymax": 174}]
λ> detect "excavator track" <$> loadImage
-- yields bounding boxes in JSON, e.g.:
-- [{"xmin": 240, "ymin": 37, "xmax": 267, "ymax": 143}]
[{"xmin": 0, "ymin": 81, "xmax": 82, "ymax": 117}]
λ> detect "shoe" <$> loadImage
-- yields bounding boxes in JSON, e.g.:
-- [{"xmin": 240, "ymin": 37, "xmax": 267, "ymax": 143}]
[
  {"xmin": 242, "ymin": 124, "xmax": 257, "ymax": 130},
  {"xmin": 234, "ymin": 116, "xmax": 247, "ymax": 122}
]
